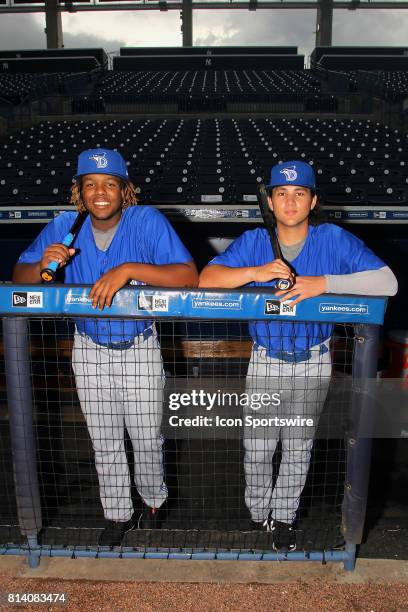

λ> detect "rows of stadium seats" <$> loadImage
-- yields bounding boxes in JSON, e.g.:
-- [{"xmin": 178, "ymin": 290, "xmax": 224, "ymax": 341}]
[
  {"xmin": 0, "ymin": 73, "xmax": 60, "ymax": 104},
  {"xmin": 332, "ymin": 70, "xmax": 408, "ymax": 100},
  {"xmin": 2, "ymin": 68, "xmax": 408, "ymax": 106},
  {"xmin": 94, "ymin": 70, "xmax": 322, "ymax": 97},
  {"xmin": 1, "ymin": 117, "xmax": 407, "ymax": 206},
  {"xmin": 0, "ymin": 72, "xmax": 93, "ymax": 104},
  {"xmin": 367, "ymin": 71, "xmax": 408, "ymax": 101}
]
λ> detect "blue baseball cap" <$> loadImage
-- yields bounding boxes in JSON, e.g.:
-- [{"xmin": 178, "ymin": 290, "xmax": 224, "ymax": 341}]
[
  {"xmin": 267, "ymin": 160, "xmax": 316, "ymax": 190},
  {"xmin": 74, "ymin": 148, "xmax": 129, "ymax": 181}
]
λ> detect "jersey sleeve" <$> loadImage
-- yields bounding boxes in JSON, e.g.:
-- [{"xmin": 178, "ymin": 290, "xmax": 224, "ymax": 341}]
[
  {"xmin": 333, "ymin": 226, "xmax": 386, "ymax": 273},
  {"xmin": 207, "ymin": 230, "xmax": 257, "ymax": 268},
  {"xmin": 142, "ymin": 207, "xmax": 193, "ymax": 264},
  {"xmin": 17, "ymin": 212, "xmax": 76, "ymax": 264}
]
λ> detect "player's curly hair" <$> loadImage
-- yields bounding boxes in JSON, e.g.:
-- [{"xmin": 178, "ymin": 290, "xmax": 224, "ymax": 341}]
[{"xmin": 70, "ymin": 178, "xmax": 138, "ymax": 213}]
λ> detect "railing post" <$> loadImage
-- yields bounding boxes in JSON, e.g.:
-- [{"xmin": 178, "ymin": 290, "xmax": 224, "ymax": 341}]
[
  {"xmin": 342, "ymin": 323, "xmax": 380, "ymax": 571},
  {"xmin": 3, "ymin": 317, "xmax": 42, "ymax": 568}
]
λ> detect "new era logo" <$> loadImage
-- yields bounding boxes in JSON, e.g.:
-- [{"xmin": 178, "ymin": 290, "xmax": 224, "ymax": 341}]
[
  {"xmin": 264, "ymin": 300, "xmax": 280, "ymax": 315},
  {"xmin": 138, "ymin": 294, "xmax": 153, "ymax": 310},
  {"xmin": 280, "ymin": 300, "xmax": 297, "ymax": 316},
  {"xmin": 12, "ymin": 291, "xmax": 43, "ymax": 308},
  {"xmin": 137, "ymin": 294, "xmax": 169, "ymax": 312},
  {"xmin": 264, "ymin": 299, "xmax": 297, "ymax": 316},
  {"xmin": 12, "ymin": 292, "xmax": 27, "ymax": 306}
]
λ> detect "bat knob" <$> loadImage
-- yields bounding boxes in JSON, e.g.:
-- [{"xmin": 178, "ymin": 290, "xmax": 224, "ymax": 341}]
[
  {"xmin": 40, "ymin": 268, "xmax": 56, "ymax": 283},
  {"xmin": 277, "ymin": 278, "xmax": 292, "ymax": 291}
]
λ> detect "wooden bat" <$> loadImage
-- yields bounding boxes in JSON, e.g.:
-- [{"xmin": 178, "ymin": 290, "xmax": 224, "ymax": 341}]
[{"xmin": 257, "ymin": 184, "xmax": 295, "ymax": 291}]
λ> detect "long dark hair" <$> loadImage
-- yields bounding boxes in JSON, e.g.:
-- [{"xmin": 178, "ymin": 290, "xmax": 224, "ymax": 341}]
[{"xmin": 267, "ymin": 187, "xmax": 326, "ymax": 226}]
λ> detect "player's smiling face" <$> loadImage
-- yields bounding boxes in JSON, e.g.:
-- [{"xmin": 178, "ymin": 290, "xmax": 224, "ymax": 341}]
[
  {"xmin": 268, "ymin": 185, "xmax": 316, "ymax": 229},
  {"xmin": 81, "ymin": 173, "xmax": 123, "ymax": 230}
]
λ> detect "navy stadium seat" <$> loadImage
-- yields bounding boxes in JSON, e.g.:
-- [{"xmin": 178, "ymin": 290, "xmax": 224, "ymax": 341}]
[{"xmin": 1, "ymin": 117, "xmax": 407, "ymax": 207}]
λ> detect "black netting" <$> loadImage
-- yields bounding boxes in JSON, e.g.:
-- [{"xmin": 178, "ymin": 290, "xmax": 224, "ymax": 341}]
[{"xmin": 0, "ymin": 315, "xmax": 358, "ymax": 553}]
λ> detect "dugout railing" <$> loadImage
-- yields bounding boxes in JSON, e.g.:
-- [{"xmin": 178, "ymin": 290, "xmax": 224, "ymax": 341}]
[{"xmin": 0, "ymin": 285, "xmax": 386, "ymax": 571}]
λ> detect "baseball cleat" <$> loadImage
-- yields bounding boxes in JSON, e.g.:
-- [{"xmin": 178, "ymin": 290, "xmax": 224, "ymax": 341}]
[
  {"xmin": 98, "ymin": 513, "xmax": 137, "ymax": 547},
  {"xmin": 271, "ymin": 519, "xmax": 296, "ymax": 552},
  {"xmin": 137, "ymin": 502, "xmax": 166, "ymax": 529},
  {"xmin": 251, "ymin": 511, "xmax": 273, "ymax": 531}
]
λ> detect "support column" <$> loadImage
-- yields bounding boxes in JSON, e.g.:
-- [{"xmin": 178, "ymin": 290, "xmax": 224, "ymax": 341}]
[
  {"xmin": 342, "ymin": 324, "xmax": 380, "ymax": 571},
  {"xmin": 45, "ymin": 0, "xmax": 64, "ymax": 49},
  {"xmin": 181, "ymin": 0, "xmax": 193, "ymax": 48},
  {"xmin": 315, "ymin": 0, "xmax": 333, "ymax": 47},
  {"xmin": 3, "ymin": 318, "xmax": 42, "ymax": 543}
]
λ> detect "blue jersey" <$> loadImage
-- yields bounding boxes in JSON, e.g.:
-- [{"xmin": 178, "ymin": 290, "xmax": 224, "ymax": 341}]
[
  {"xmin": 18, "ymin": 206, "xmax": 193, "ymax": 344},
  {"xmin": 209, "ymin": 223, "xmax": 385, "ymax": 355}
]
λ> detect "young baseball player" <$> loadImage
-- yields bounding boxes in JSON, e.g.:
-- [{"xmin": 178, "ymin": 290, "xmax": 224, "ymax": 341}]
[
  {"xmin": 199, "ymin": 160, "xmax": 397, "ymax": 552},
  {"xmin": 13, "ymin": 148, "xmax": 198, "ymax": 547}
]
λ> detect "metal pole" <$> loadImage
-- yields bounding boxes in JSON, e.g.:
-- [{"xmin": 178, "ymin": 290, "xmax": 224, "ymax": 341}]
[
  {"xmin": 342, "ymin": 323, "xmax": 380, "ymax": 571},
  {"xmin": 45, "ymin": 0, "xmax": 64, "ymax": 49},
  {"xmin": 181, "ymin": 0, "xmax": 193, "ymax": 47},
  {"xmin": 3, "ymin": 317, "xmax": 42, "ymax": 568},
  {"xmin": 315, "ymin": 0, "xmax": 333, "ymax": 47}
]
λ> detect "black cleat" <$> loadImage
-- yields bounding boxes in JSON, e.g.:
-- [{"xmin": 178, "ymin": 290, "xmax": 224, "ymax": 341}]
[
  {"xmin": 137, "ymin": 503, "xmax": 166, "ymax": 529},
  {"xmin": 251, "ymin": 511, "xmax": 272, "ymax": 531},
  {"xmin": 98, "ymin": 514, "xmax": 136, "ymax": 547},
  {"xmin": 271, "ymin": 519, "xmax": 296, "ymax": 552}
]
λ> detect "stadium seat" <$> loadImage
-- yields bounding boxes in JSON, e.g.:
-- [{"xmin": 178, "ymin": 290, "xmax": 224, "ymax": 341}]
[{"xmin": 1, "ymin": 117, "xmax": 408, "ymax": 207}]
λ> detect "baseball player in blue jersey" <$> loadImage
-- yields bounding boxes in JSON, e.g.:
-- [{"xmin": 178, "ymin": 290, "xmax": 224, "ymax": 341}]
[
  {"xmin": 13, "ymin": 148, "xmax": 198, "ymax": 547},
  {"xmin": 200, "ymin": 160, "xmax": 397, "ymax": 552}
]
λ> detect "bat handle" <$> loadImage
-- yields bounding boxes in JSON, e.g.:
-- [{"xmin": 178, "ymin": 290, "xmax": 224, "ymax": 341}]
[{"xmin": 40, "ymin": 232, "xmax": 74, "ymax": 283}]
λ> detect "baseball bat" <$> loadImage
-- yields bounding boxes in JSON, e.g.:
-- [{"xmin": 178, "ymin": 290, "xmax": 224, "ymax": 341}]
[
  {"xmin": 257, "ymin": 184, "xmax": 295, "ymax": 291},
  {"xmin": 40, "ymin": 211, "xmax": 88, "ymax": 283}
]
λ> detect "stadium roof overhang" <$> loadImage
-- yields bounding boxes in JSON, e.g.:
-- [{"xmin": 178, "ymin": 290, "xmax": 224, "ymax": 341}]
[{"xmin": 2, "ymin": 0, "xmax": 408, "ymax": 14}]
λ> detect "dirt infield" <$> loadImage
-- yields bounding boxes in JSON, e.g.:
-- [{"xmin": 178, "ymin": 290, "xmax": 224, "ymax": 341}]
[
  {"xmin": 1, "ymin": 558, "xmax": 408, "ymax": 611},
  {"xmin": 1, "ymin": 577, "xmax": 408, "ymax": 611}
]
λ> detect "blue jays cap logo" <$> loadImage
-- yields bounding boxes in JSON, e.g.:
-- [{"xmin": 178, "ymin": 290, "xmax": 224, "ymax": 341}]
[
  {"xmin": 89, "ymin": 152, "xmax": 108, "ymax": 170},
  {"xmin": 280, "ymin": 166, "xmax": 298, "ymax": 182},
  {"xmin": 268, "ymin": 160, "xmax": 316, "ymax": 190},
  {"xmin": 74, "ymin": 148, "xmax": 129, "ymax": 181}
]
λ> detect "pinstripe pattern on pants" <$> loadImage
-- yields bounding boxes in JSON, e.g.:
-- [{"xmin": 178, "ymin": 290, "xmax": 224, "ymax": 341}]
[
  {"xmin": 72, "ymin": 328, "xmax": 167, "ymax": 522},
  {"xmin": 244, "ymin": 342, "xmax": 332, "ymax": 524}
]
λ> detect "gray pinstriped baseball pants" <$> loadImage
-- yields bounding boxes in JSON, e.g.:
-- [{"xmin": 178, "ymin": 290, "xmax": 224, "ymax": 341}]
[
  {"xmin": 244, "ymin": 343, "xmax": 332, "ymax": 524},
  {"xmin": 72, "ymin": 329, "xmax": 168, "ymax": 522}
]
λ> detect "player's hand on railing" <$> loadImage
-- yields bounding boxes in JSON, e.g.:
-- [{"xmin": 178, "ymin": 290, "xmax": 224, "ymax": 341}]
[
  {"xmin": 275, "ymin": 275, "xmax": 327, "ymax": 306},
  {"xmin": 40, "ymin": 244, "xmax": 76, "ymax": 271},
  {"xmin": 88, "ymin": 264, "xmax": 131, "ymax": 310},
  {"xmin": 252, "ymin": 260, "xmax": 295, "ymax": 285}
]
